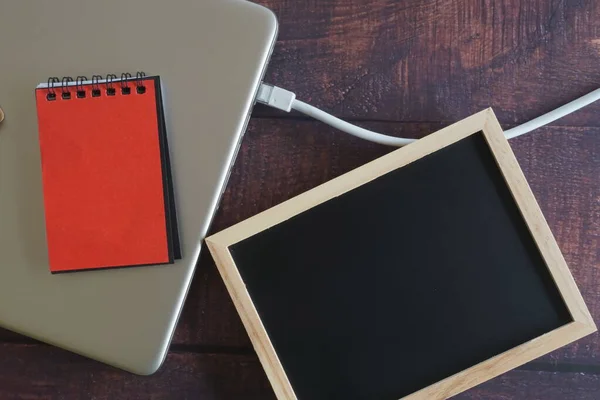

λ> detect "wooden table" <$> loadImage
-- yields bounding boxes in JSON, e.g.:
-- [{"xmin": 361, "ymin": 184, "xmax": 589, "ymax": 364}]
[{"xmin": 1, "ymin": 1, "xmax": 599, "ymax": 398}]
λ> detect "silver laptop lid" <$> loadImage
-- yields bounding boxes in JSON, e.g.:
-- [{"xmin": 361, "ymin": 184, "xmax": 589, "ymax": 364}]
[{"xmin": 0, "ymin": 0, "xmax": 277, "ymax": 374}]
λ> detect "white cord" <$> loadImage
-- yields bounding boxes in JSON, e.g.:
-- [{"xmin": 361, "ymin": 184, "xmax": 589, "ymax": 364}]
[
  {"xmin": 291, "ymin": 100, "xmax": 415, "ymax": 146},
  {"xmin": 503, "ymin": 88, "xmax": 600, "ymax": 139},
  {"xmin": 256, "ymin": 83, "xmax": 600, "ymax": 147},
  {"xmin": 256, "ymin": 83, "xmax": 414, "ymax": 146}
]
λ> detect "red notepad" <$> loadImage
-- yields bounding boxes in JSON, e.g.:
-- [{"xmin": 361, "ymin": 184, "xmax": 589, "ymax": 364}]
[{"xmin": 36, "ymin": 74, "xmax": 180, "ymax": 273}]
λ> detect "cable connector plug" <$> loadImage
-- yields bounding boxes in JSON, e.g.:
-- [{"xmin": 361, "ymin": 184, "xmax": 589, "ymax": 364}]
[{"xmin": 256, "ymin": 83, "xmax": 296, "ymax": 112}]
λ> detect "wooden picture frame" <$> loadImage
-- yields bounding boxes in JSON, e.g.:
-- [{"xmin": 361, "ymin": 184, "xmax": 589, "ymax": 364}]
[{"xmin": 206, "ymin": 109, "xmax": 596, "ymax": 400}]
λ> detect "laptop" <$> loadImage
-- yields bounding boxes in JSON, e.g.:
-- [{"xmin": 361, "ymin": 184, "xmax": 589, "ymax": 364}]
[{"xmin": 0, "ymin": 0, "xmax": 277, "ymax": 374}]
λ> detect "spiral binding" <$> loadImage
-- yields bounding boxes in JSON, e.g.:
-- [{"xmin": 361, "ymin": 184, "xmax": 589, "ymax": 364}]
[{"xmin": 46, "ymin": 72, "xmax": 147, "ymax": 101}]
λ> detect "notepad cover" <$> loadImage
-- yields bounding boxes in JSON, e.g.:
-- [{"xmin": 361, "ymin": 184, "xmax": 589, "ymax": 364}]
[{"xmin": 35, "ymin": 76, "xmax": 181, "ymax": 273}]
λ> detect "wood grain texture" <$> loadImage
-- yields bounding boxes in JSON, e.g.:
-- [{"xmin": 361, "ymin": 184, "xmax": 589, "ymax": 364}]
[
  {"xmin": 254, "ymin": 0, "xmax": 600, "ymax": 127},
  {"xmin": 457, "ymin": 369, "xmax": 600, "ymax": 400},
  {"xmin": 1, "ymin": 0, "xmax": 599, "ymax": 397},
  {"xmin": 0, "ymin": 343, "xmax": 275, "ymax": 400},
  {"xmin": 0, "ymin": 344, "xmax": 599, "ymax": 400}
]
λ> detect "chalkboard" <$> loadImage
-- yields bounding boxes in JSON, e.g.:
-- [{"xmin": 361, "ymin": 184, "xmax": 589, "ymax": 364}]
[{"xmin": 206, "ymin": 110, "xmax": 595, "ymax": 400}]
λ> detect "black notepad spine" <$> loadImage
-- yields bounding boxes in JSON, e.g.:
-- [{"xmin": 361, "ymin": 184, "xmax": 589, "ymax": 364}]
[{"xmin": 45, "ymin": 72, "xmax": 148, "ymax": 101}]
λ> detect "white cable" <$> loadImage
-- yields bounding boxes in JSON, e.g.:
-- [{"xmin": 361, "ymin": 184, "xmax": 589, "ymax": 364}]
[
  {"xmin": 503, "ymin": 88, "xmax": 600, "ymax": 139},
  {"xmin": 291, "ymin": 100, "xmax": 416, "ymax": 146},
  {"xmin": 256, "ymin": 83, "xmax": 600, "ymax": 147},
  {"xmin": 256, "ymin": 84, "xmax": 415, "ymax": 146}
]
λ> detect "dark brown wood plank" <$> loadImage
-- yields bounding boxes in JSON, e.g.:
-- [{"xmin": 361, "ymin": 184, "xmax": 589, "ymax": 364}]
[
  {"xmin": 457, "ymin": 369, "xmax": 600, "ymax": 399},
  {"xmin": 0, "ymin": 343, "xmax": 275, "ymax": 400},
  {"xmin": 1, "ymin": 343, "xmax": 600, "ymax": 399},
  {"xmin": 253, "ymin": 0, "xmax": 600, "ymax": 128},
  {"xmin": 0, "ymin": 329, "xmax": 33, "ymax": 343}
]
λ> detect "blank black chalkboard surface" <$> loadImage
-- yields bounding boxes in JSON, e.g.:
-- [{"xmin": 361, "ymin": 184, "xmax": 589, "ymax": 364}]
[{"xmin": 206, "ymin": 110, "xmax": 596, "ymax": 400}]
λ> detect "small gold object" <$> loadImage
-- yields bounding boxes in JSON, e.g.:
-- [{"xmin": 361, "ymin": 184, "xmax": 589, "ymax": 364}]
[{"xmin": 0, "ymin": 107, "xmax": 4, "ymax": 123}]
